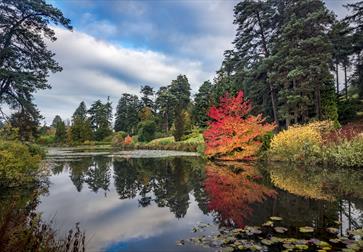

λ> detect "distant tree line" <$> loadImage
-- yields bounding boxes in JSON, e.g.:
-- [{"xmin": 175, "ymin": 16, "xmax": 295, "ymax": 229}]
[{"xmin": 1, "ymin": 0, "xmax": 363, "ymax": 143}]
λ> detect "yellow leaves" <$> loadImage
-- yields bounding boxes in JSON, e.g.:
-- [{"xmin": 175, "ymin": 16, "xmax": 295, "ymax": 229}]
[{"xmin": 269, "ymin": 121, "xmax": 327, "ymax": 162}]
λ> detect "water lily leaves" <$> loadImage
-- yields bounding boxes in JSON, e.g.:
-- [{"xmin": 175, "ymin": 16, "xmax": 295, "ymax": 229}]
[
  {"xmin": 262, "ymin": 220, "xmax": 274, "ymax": 227},
  {"xmin": 299, "ymin": 226, "xmax": 314, "ymax": 233},
  {"xmin": 261, "ymin": 239, "xmax": 273, "ymax": 245},
  {"xmin": 274, "ymin": 226, "xmax": 288, "ymax": 233},
  {"xmin": 326, "ymin": 227, "xmax": 339, "ymax": 234},
  {"xmin": 329, "ymin": 238, "xmax": 341, "ymax": 244},
  {"xmin": 295, "ymin": 244, "xmax": 309, "ymax": 250},
  {"xmin": 270, "ymin": 216, "xmax": 283, "ymax": 221}
]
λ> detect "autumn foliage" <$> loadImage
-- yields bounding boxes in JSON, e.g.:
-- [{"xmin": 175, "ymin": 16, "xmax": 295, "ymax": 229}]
[
  {"xmin": 124, "ymin": 135, "xmax": 133, "ymax": 145},
  {"xmin": 204, "ymin": 162, "xmax": 277, "ymax": 227},
  {"xmin": 203, "ymin": 91, "xmax": 275, "ymax": 160}
]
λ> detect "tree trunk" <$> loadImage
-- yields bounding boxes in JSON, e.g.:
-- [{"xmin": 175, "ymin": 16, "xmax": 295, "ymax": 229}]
[
  {"xmin": 336, "ymin": 63, "xmax": 339, "ymax": 95},
  {"xmin": 256, "ymin": 12, "xmax": 278, "ymax": 125},
  {"xmin": 344, "ymin": 64, "xmax": 348, "ymax": 100}
]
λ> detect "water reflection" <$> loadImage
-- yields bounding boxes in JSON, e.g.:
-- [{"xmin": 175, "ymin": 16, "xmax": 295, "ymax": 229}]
[{"xmin": 1, "ymin": 150, "xmax": 361, "ymax": 251}]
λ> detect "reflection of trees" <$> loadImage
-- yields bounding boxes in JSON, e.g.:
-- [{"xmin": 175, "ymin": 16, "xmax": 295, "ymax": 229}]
[
  {"xmin": 268, "ymin": 163, "xmax": 363, "ymax": 201},
  {"xmin": 265, "ymin": 162, "xmax": 363, "ymax": 231},
  {"xmin": 204, "ymin": 162, "xmax": 277, "ymax": 227},
  {"xmin": 68, "ymin": 156, "xmax": 111, "ymax": 193},
  {"xmin": 84, "ymin": 156, "xmax": 111, "ymax": 194},
  {"xmin": 113, "ymin": 157, "xmax": 208, "ymax": 218}
]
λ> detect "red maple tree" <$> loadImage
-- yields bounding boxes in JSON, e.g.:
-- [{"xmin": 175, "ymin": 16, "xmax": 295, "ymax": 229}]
[{"xmin": 203, "ymin": 91, "xmax": 275, "ymax": 160}]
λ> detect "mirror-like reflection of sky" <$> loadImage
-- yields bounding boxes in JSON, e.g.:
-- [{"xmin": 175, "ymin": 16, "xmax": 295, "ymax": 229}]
[
  {"xmin": 38, "ymin": 155, "xmax": 215, "ymax": 252},
  {"xmin": 35, "ymin": 150, "xmax": 363, "ymax": 252}
]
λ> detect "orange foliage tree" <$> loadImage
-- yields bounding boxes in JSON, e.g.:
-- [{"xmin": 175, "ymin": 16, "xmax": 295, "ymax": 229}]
[
  {"xmin": 124, "ymin": 135, "xmax": 133, "ymax": 145},
  {"xmin": 204, "ymin": 162, "xmax": 277, "ymax": 227},
  {"xmin": 203, "ymin": 91, "xmax": 275, "ymax": 160}
]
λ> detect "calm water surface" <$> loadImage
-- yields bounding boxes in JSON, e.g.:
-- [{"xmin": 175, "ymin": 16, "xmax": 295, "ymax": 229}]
[{"xmin": 5, "ymin": 148, "xmax": 363, "ymax": 251}]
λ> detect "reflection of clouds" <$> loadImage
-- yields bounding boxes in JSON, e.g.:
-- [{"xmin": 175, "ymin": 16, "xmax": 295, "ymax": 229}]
[{"xmin": 37, "ymin": 166, "xmax": 212, "ymax": 251}]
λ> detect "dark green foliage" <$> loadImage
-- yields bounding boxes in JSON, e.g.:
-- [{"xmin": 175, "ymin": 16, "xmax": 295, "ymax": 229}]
[
  {"xmin": 10, "ymin": 108, "xmax": 42, "ymax": 141},
  {"xmin": 0, "ymin": 0, "xmax": 72, "ymax": 120},
  {"xmin": 344, "ymin": 1, "xmax": 363, "ymax": 98},
  {"xmin": 55, "ymin": 120, "xmax": 66, "ymax": 143},
  {"xmin": 114, "ymin": 93, "xmax": 140, "ymax": 134},
  {"xmin": 193, "ymin": 81, "xmax": 212, "ymax": 127},
  {"xmin": 337, "ymin": 99, "xmax": 359, "ymax": 123},
  {"xmin": 169, "ymin": 75, "xmax": 191, "ymax": 141},
  {"xmin": 51, "ymin": 115, "xmax": 62, "ymax": 128},
  {"xmin": 88, "ymin": 99, "xmax": 113, "ymax": 141},
  {"xmin": 140, "ymin": 85, "xmax": 154, "ymax": 109},
  {"xmin": 155, "ymin": 86, "xmax": 177, "ymax": 134},
  {"xmin": 71, "ymin": 102, "xmax": 93, "ymax": 143},
  {"xmin": 137, "ymin": 120, "xmax": 156, "ymax": 142}
]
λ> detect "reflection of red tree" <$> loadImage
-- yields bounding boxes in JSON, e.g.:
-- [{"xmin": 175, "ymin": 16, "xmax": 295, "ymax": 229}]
[
  {"xmin": 204, "ymin": 163, "xmax": 277, "ymax": 227},
  {"xmin": 203, "ymin": 91, "xmax": 275, "ymax": 160}
]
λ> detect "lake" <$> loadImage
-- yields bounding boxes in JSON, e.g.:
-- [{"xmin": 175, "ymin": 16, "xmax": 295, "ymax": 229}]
[{"xmin": 2, "ymin": 147, "xmax": 363, "ymax": 251}]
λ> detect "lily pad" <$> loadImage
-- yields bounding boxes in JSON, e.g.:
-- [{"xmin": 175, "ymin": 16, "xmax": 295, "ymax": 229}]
[
  {"xmin": 274, "ymin": 227, "xmax": 288, "ymax": 233},
  {"xmin": 262, "ymin": 220, "xmax": 274, "ymax": 227},
  {"xmin": 299, "ymin": 226, "xmax": 314, "ymax": 233},
  {"xmin": 270, "ymin": 216, "xmax": 283, "ymax": 221},
  {"xmin": 326, "ymin": 227, "xmax": 338, "ymax": 234}
]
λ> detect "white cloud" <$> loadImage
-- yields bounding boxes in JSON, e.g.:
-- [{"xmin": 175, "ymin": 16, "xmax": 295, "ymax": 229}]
[{"xmin": 36, "ymin": 27, "xmax": 212, "ymax": 123}]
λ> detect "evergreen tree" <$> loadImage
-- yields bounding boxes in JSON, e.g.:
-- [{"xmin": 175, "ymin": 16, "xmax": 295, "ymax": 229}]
[
  {"xmin": 88, "ymin": 99, "xmax": 113, "ymax": 141},
  {"xmin": 10, "ymin": 108, "xmax": 41, "ymax": 141},
  {"xmin": 155, "ymin": 86, "xmax": 177, "ymax": 134},
  {"xmin": 114, "ymin": 93, "xmax": 140, "ymax": 134},
  {"xmin": 140, "ymin": 85, "xmax": 154, "ymax": 109},
  {"xmin": 51, "ymin": 115, "xmax": 62, "ymax": 128},
  {"xmin": 269, "ymin": 0, "xmax": 337, "ymax": 126},
  {"xmin": 344, "ymin": 1, "xmax": 363, "ymax": 97},
  {"xmin": 193, "ymin": 81, "xmax": 213, "ymax": 127},
  {"xmin": 169, "ymin": 75, "xmax": 191, "ymax": 141},
  {"xmin": 55, "ymin": 119, "xmax": 66, "ymax": 143},
  {"xmin": 0, "ymin": 0, "xmax": 71, "ymax": 119},
  {"xmin": 71, "ymin": 101, "xmax": 92, "ymax": 142}
]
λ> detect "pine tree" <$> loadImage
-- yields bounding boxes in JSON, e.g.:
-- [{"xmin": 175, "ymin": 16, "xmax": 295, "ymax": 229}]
[
  {"xmin": 169, "ymin": 75, "xmax": 191, "ymax": 141},
  {"xmin": 88, "ymin": 99, "xmax": 113, "ymax": 141},
  {"xmin": 193, "ymin": 81, "xmax": 213, "ymax": 127},
  {"xmin": 269, "ymin": 0, "xmax": 337, "ymax": 126},
  {"xmin": 114, "ymin": 93, "xmax": 140, "ymax": 134},
  {"xmin": 155, "ymin": 86, "xmax": 177, "ymax": 134}
]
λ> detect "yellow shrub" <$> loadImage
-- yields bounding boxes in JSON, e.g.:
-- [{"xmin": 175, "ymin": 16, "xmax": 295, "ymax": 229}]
[{"xmin": 269, "ymin": 122, "xmax": 323, "ymax": 162}]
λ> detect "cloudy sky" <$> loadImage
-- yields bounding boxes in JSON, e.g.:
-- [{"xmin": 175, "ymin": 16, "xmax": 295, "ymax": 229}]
[{"xmin": 37, "ymin": 0, "xmax": 355, "ymax": 123}]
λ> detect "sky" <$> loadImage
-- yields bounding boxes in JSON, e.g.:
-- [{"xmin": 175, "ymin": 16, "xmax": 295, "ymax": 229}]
[{"xmin": 36, "ymin": 0, "xmax": 356, "ymax": 123}]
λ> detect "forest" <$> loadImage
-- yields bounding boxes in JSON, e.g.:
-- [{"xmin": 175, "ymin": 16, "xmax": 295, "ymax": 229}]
[{"xmin": 0, "ymin": 0, "xmax": 363, "ymax": 251}]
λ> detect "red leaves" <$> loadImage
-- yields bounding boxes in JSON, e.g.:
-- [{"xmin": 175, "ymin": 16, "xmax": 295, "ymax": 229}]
[
  {"xmin": 203, "ymin": 91, "xmax": 275, "ymax": 160},
  {"xmin": 124, "ymin": 135, "xmax": 132, "ymax": 145},
  {"xmin": 204, "ymin": 163, "xmax": 277, "ymax": 227}
]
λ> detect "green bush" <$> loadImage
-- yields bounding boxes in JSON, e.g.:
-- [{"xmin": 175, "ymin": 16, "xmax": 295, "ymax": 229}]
[
  {"xmin": 323, "ymin": 135, "xmax": 363, "ymax": 167},
  {"xmin": 0, "ymin": 140, "xmax": 44, "ymax": 187},
  {"xmin": 338, "ymin": 99, "xmax": 359, "ymax": 123},
  {"xmin": 137, "ymin": 120, "xmax": 156, "ymax": 142},
  {"xmin": 37, "ymin": 134, "xmax": 56, "ymax": 145}
]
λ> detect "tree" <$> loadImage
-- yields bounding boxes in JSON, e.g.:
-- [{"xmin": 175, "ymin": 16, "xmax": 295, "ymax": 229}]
[
  {"xmin": 55, "ymin": 119, "xmax": 66, "ymax": 143},
  {"xmin": 51, "ymin": 115, "xmax": 62, "ymax": 128},
  {"xmin": 192, "ymin": 81, "xmax": 213, "ymax": 127},
  {"xmin": 71, "ymin": 101, "xmax": 92, "ymax": 142},
  {"xmin": 155, "ymin": 86, "xmax": 176, "ymax": 134},
  {"xmin": 169, "ymin": 75, "xmax": 191, "ymax": 141},
  {"xmin": 203, "ymin": 91, "xmax": 275, "ymax": 160},
  {"xmin": 9, "ymin": 107, "xmax": 42, "ymax": 141},
  {"xmin": 0, "ymin": 0, "xmax": 72, "ymax": 119},
  {"xmin": 269, "ymin": 0, "xmax": 337, "ymax": 126},
  {"xmin": 137, "ymin": 120, "xmax": 156, "ymax": 142},
  {"xmin": 114, "ymin": 93, "xmax": 140, "ymax": 134},
  {"xmin": 140, "ymin": 85, "xmax": 154, "ymax": 109},
  {"xmin": 88, "ymin": 99, "xmax": 112, "ymax": 141},
  {"xmin": 330, "ymin": 20, "xmax": 353, "ymax": 97},
  {"xmin": 344, "ymin": 1, "xmax": 363, "ymax": 98},
  {"xmin": 230, "ymin": 0, "xmax": 279, "ymax": 123}
]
